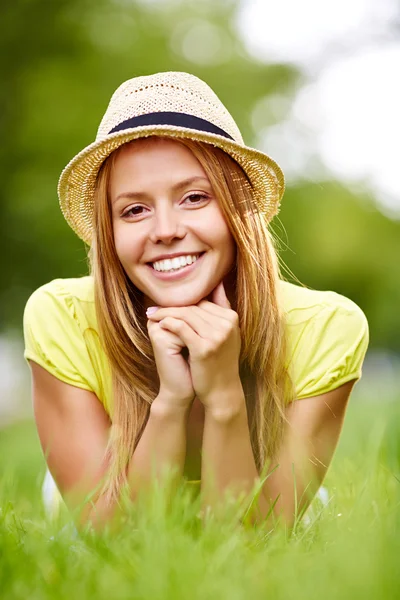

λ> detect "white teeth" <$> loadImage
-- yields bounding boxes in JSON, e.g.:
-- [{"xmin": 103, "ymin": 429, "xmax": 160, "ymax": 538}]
[
  {"xmin": 153, "ymin": 254, "xmax": 201, "ymax": 272},
  {"xmin": 162, "ymin": 259, "xmax": 173, "ymax": 271},
  {"xmin": 171, "ymin": 257, "xmax": 181, "ymax": 270}
]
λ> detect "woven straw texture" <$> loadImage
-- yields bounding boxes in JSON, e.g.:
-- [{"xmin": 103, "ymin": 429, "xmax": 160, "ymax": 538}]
[{"xmin": 58, "ymin": 71, "xmax": 285, "ymax": 244}]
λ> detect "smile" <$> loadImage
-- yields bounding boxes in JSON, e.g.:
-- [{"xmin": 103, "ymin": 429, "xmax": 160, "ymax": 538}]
[
  {"xmin": 153, "ymin": 254, "xmax": 202, "ymax": 272},
  {"xmin": 146, "ymin": 252, "xmax": 206, "ymax": 282}
]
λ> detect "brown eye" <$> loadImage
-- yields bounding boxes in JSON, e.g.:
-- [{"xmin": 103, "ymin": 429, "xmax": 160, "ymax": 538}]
[
  {"xmin": 122, "ymin": 206, "xmax": 146, "ymax": 218},
  {"xmin": 184, "ymin": 193, "xmax": 208, "ymax": 204}
]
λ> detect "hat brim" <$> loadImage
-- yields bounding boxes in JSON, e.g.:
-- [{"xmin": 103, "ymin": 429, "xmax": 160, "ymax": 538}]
[{"xmin": 58, "ymin": 125, "xmax": 285, "ymax": 245}]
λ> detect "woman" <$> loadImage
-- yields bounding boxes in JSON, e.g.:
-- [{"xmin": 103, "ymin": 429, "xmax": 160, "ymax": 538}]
[{"xmin": 23, "ymin": 71, "xmax": 369, "ymax": 527}]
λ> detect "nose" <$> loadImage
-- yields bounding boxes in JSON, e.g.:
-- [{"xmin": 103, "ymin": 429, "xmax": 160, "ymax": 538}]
[{"xmin": 149, "ymin": 205, "xmax": 185, "ymax": 244}]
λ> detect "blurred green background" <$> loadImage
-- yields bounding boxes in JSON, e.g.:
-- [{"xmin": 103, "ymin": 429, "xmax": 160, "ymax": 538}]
[
  {"xmin": 1, "ymin": 5, "xmax": 399, "ymax": 595},
  {"xmin": 0, "ymin": 0, "xmax": 399, "ymax": 422}
]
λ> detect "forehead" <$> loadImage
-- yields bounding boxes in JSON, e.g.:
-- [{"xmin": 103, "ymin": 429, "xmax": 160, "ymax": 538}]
[
  {"xmin": 109, "ymin": 137, "xmax": 211, "ymax": 198},
  {"xmin": 110, "ymin": 138, "xmax": 207, "ymax": 181}
]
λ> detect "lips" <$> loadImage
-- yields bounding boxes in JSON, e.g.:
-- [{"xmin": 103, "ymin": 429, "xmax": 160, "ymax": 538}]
[
  {"xmin": 147, "ymin": 251, "xmax": 204, "ymax": 267},
  {"xmin": 145, "ymin": 251, "xmax": 206, "ymax": 282}
]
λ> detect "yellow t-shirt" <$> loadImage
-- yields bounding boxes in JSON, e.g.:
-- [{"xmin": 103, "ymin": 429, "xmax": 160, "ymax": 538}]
[{"xmin": 23, "ymin": 276, "xmax": 369, "ymax": 409}]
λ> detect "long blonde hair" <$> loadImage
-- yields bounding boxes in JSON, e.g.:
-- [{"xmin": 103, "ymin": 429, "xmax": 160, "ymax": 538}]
[{"xmin": 89, "ymin": 137, "xmax": 295, "ymax": 505}]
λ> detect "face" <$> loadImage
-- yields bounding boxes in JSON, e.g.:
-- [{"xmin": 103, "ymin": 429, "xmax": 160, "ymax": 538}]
[{"xmin": 110, "ymin": 138, "xmax": 236, "ymax": 308}]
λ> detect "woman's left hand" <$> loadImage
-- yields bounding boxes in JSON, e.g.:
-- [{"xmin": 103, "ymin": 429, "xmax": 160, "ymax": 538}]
[{"xmin": 146, "ymin": 281, "xmax": 243, "ymax": 411}]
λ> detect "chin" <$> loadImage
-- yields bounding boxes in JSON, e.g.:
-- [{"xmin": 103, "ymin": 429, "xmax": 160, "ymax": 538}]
[
  {"xmin": 158, "ymin": 293, "xmax": 204, "ymax": 308},
  {"xmin": 151, "ymin": 286, "xmax": 212, "ymax": 307}
]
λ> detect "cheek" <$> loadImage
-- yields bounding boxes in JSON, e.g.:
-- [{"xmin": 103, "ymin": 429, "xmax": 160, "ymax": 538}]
[
  {"xmin": 213, "ymin": 221, "xmax": 235, "ymax": 256},
  {"xmin": 221, "ymin": 227, "xmax": 237, "ymax": 268},
  {"xmin": 225, "ymin": 237, "xmax": 237, "ymax": 268},
  {"xmin": 203, "ymin": 207, "xmax": 233, "ymax": 242},
  {"xmin": 205, "ymin": 221, "xmax": 236, "ymax": 271},
  {"xmin": 113, "ymin": 229, "xmax": 126, "ymax": 263},
  {"xmin": 113, "ymin": 226, "xmax": 140, "ymax": 266}
]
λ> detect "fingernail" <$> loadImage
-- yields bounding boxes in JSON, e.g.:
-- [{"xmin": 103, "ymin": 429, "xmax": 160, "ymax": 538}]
[{"xmin": 146, "ymin": 306, "xmax": 159, "ymax": 316}]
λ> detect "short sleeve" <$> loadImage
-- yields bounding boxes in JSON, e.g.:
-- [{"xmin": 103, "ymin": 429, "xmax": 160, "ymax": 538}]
[
  {"xmin": 23, "ymin": 284, "xmax": 95, "ymax": 391},
  {"xmin": 292, "ymin": 301, "xmax": 369, "ymax": 400}
]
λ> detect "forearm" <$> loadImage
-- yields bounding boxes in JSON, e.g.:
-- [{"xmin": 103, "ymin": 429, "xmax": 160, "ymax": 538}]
[
  {"xmin": 201, "ymin": 404, "xmax": 321, "ymax": 528},
  {"xmin": 86, "ymin": 394, "xmax": 190, "ymax": 527},
  {"xmin": 127, "ymin": 395, "xmax": 189, "ymax": 496},
  {"xmin": 201, "ymin": 387, "xmax": 270, "ymax": 521},
  {"xmin": 201, "ymin": 384, "xmax": 349, "ymax": 528},
  {"xmin": 261, "ymin": 438, "xmax": 321, "ymax": 526}
]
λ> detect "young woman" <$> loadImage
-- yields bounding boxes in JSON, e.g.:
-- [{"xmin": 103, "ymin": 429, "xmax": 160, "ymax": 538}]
[{"xmin": 23, "ymin": 71, "xmax": 369, "ymax": 527}]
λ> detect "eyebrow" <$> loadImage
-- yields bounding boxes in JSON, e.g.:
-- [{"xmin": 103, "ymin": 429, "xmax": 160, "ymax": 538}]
[{"xmin": 113, "ymin": 176, "xmax": 211, "ymax": 204}]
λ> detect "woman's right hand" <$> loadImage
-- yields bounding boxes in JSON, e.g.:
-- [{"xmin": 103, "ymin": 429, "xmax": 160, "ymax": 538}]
[{"xmin": 147, "ymin": 318, "xmax": 195, "ymax": 411}]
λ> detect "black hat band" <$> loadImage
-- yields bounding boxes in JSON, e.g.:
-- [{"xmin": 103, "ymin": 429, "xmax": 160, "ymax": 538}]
[{"xmin": 108, "ymin": 111, "xmax": 234, "ymax": 140}]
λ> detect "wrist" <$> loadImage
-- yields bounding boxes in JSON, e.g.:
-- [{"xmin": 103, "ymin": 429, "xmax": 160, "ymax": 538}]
[
  {"xmin": 150, "ymin": 396, "xmax": 192, "ymax": 421},
  {"xmin": 203, "ymin": 387, "xmax": 247, "ymax": 424}
]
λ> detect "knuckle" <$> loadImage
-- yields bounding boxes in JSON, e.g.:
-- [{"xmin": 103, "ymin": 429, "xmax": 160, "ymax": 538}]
[
  {"xmin": 152, "ymin": 331, "xmax": 164, "ymax": 345},
  {"xmin": 216, "ymin": 332, "xmax": 227, "ymax": 345},
  {"xmin": 162, "ymin": 316, "xmax": 174, "ymax": 327},
  {"xmin": 148, "ymin": 322, "xmax": 167, "ymax": 343},
  {"xmin": 215, "ymin": 324, "xmax": 229, "ymax": 339},
  {"xmin": 229, "ymin": 310, "xmax": 239, "ymax": 324},
  {"xmin": 175, "ymin": 318, "xmax": 186, "ymax": 330},
  {"xmin": 221, "ymin": 320, "xmax": 232, "ymax": 333},
  {"xmin": 200, "ymin": 343, "xmax": 216, "ymax": 359}
]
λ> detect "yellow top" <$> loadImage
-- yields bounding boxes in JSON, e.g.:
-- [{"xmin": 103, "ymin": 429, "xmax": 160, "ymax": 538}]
[{"xmin": 23, "ymin": 276, "xmax": 369, "ymax": 410}]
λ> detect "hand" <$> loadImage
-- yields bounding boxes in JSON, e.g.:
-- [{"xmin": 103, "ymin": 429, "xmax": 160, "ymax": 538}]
[
  {"xmin": 146, "ymin": 317, "xmax": 195, "ymax": 411},
  {"xmin": 147, "ymin": 282, "xmax": 243, "ymax": 411}
]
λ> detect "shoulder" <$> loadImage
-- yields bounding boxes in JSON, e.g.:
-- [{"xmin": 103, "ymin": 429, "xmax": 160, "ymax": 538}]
[
  {"xmin": 25, "ymin": 276, "xmax": 94, "ymax": 308},
  {"xmin": 24, "ymin": 276, "xmax": 95, "ymax": 331},
  {"xmin": 23, "ymin": 274, "xmax": 95, "ymax": 344},
  {"xmin": 279, "ymin": 280, "xmax": 369, "ymax": 399},
  {"xmin": 23, "ymin": 275, "xmax": 108, "ymax": 400},
  {"xmin": 279, "ymin": 279, "xmax": 368, "ymax": 327},
  {"xmin": 23, "ymin": 275, "xmax": 97, "ymax": 370}
]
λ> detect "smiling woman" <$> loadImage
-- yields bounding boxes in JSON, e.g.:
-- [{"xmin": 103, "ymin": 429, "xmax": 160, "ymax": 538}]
[
  {"xmin": 108, "ymin": 138, "xmax": 236, "ymax": 309},
  {"xmin": 23, "ymin": 71, "xmax": 369, "ymax": 528}
]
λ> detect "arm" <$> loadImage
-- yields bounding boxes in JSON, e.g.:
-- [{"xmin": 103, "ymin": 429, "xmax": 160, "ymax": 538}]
[
  {"xmin": 201, "ymin": 379, "xmax": 356, "ymax": 527},
  {"xmin": 30, "ymin": 361, "xmax": 190, "ymax": 527}
]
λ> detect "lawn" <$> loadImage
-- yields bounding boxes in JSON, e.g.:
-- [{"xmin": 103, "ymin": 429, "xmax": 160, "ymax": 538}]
[{"xmin": 0, "ymin": 395, "xmax": 399, "ymax": 600}]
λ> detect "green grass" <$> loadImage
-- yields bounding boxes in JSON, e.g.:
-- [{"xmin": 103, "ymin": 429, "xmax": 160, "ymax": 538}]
[{"xmin": 1, "ymin": 396, "xmax": 399, "ymax": 600}]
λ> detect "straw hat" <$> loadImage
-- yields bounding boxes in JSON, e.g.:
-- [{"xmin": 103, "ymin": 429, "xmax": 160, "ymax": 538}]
[{"xmin": 58, "ymin": 71, "xmax": 285, "ymax": 244}]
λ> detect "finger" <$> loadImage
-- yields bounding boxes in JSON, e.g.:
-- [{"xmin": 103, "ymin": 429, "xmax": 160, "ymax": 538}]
[
  {"xmin": 196, "ymin": 300, "xmax": 231, "ymax": 319},
  {"xmin": 159, "ymin": 317, "xmax": 201, "ymax": 351},
  {"xmin": 148, "ymin": 307, "xmax": 215, "ymax": 338},
  {"xmin": 196, "ymin": 299, "xmax": 238, "ymax": 325},
  {"xmin": 211, "ymin": 281, "xmax": 231, "ymax": 308},
  {"xmin": 189, "ymin": 305, "xmax": 238, "ymax": 338},
  {"xmin": 147, "ymin": 318, "xmax": 185, "ymax": 342},
  {"xmin": 148, "ymin": 303, "xmax": 236, "ymax": 333}
]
